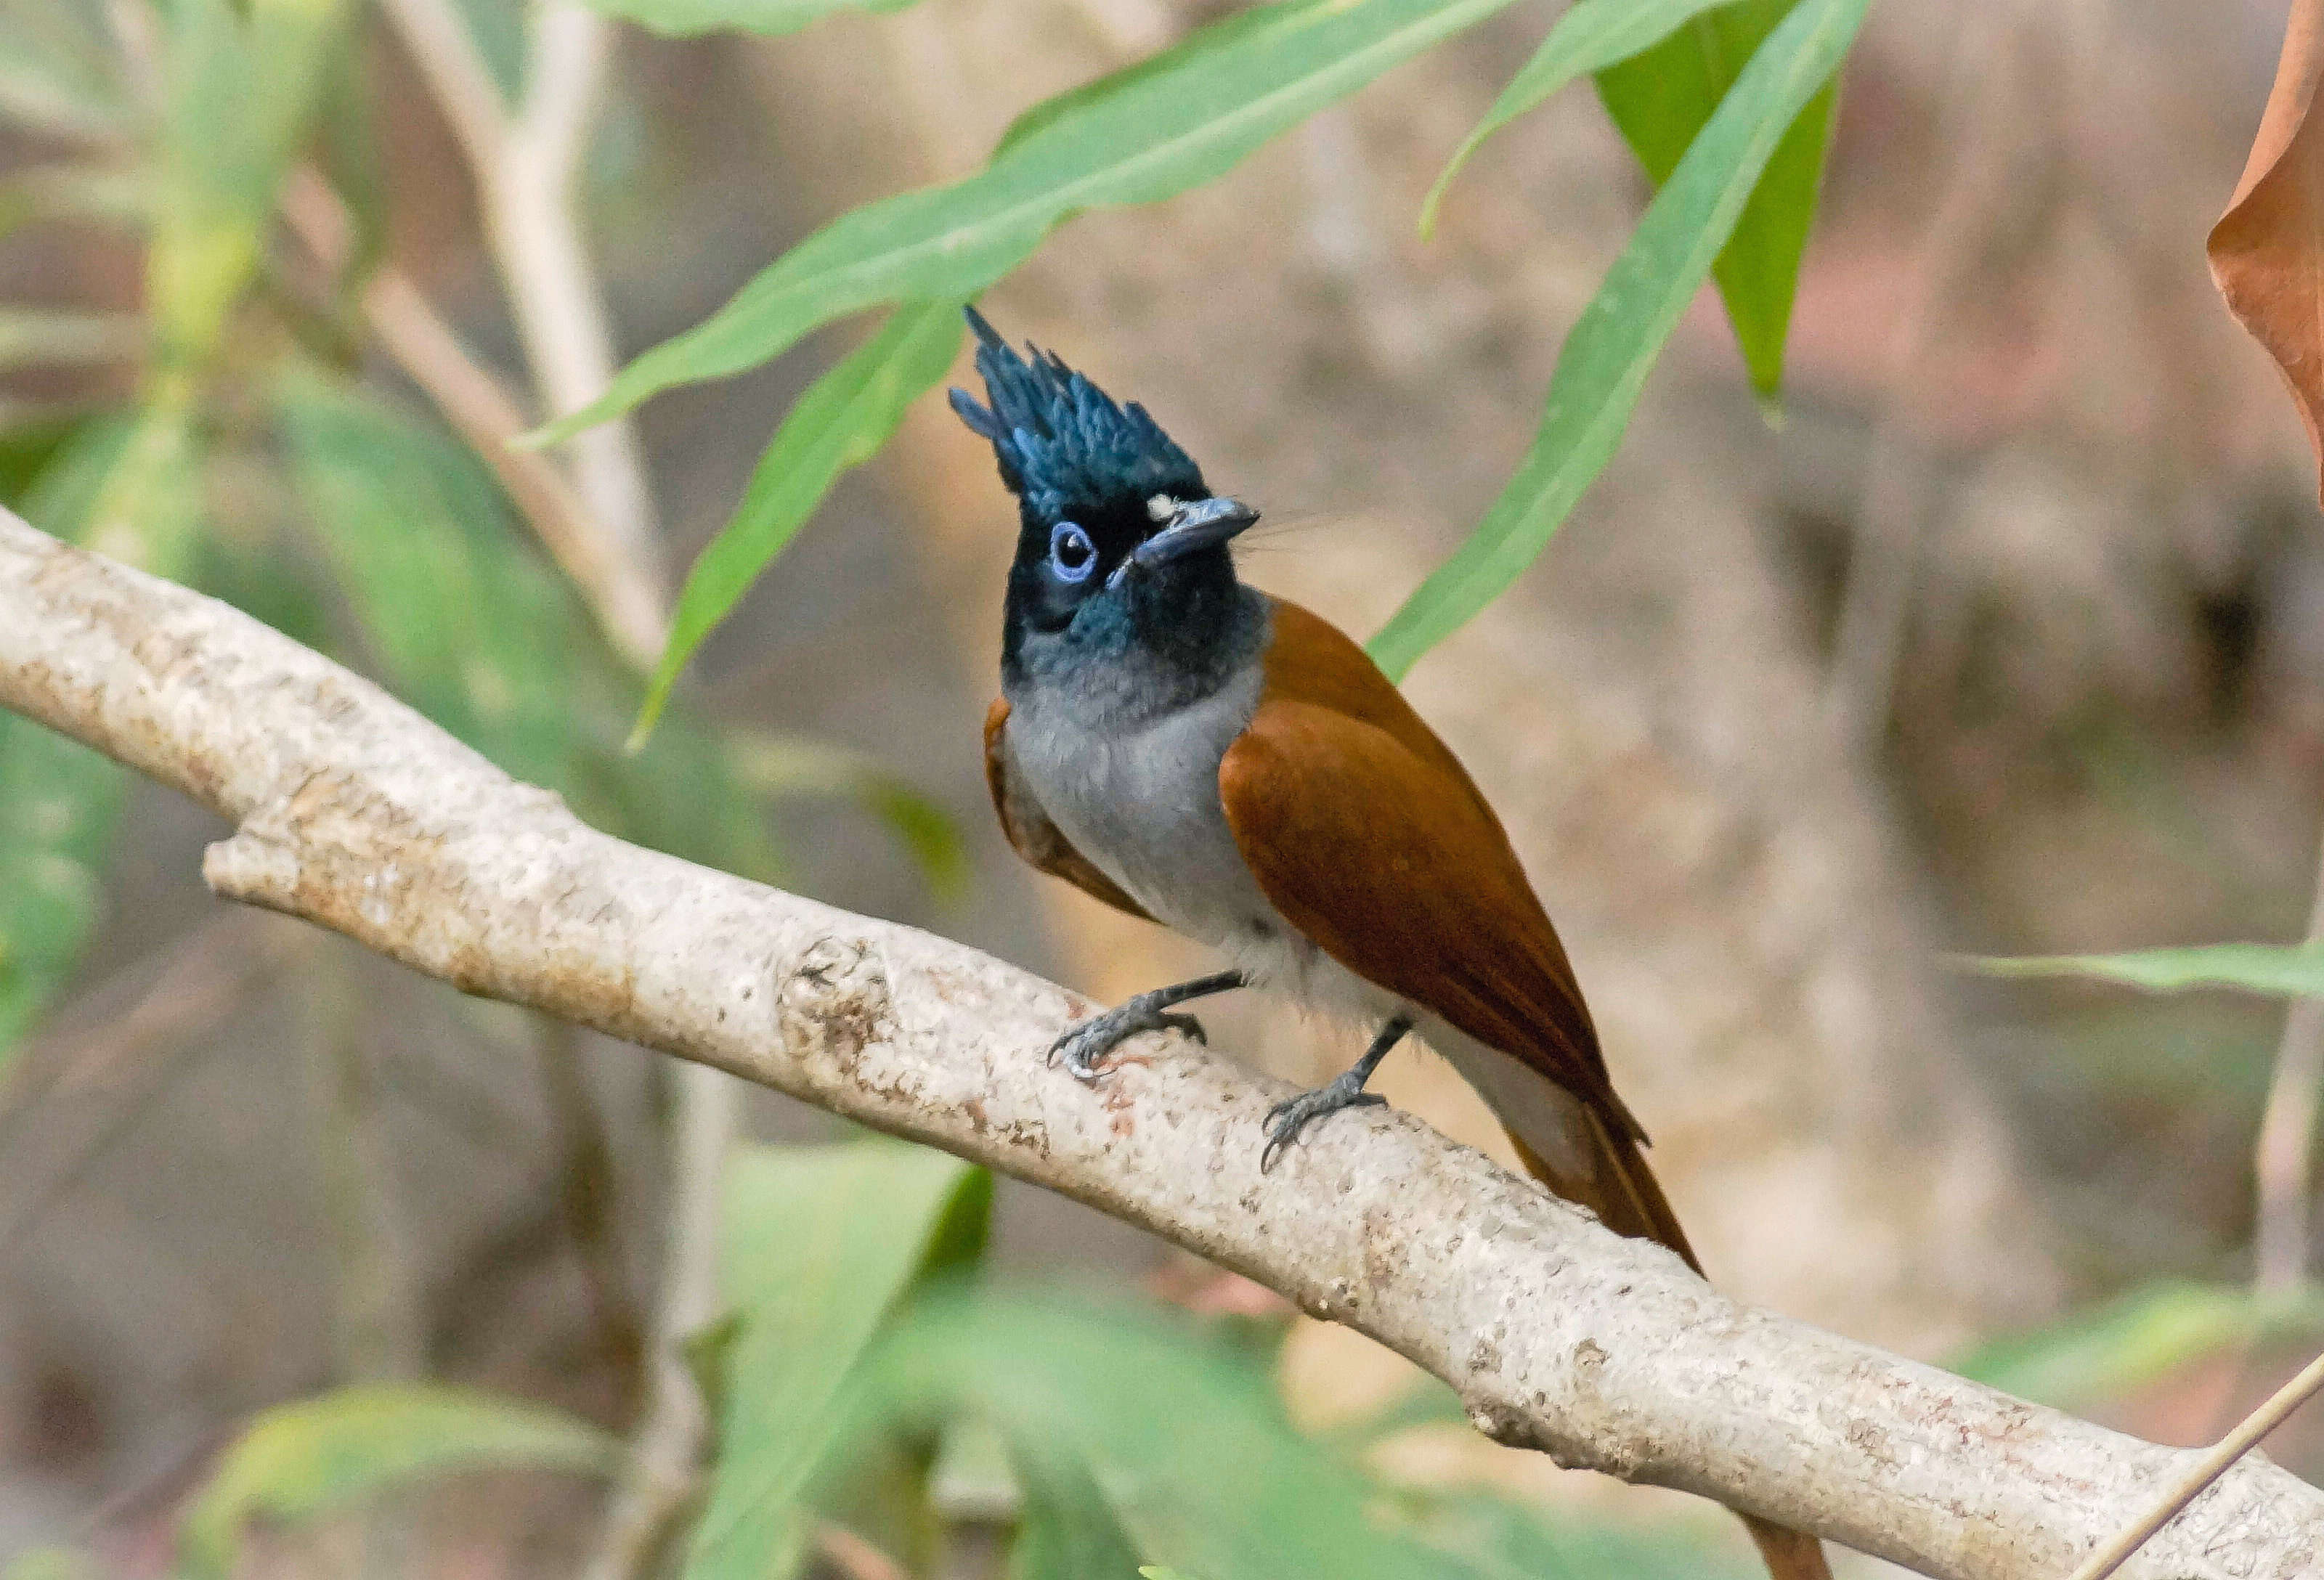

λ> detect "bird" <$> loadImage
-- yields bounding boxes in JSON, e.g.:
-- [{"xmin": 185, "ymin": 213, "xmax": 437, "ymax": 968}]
[{"xmin": 949, "ymin": 306, "xmax": 1832, "ymax": 1580}]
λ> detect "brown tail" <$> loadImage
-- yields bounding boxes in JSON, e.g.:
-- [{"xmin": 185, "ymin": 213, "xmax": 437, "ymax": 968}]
[{"xmin": 1506, "ymin": 1116, "xmax": 1834, "ymax": 1580}]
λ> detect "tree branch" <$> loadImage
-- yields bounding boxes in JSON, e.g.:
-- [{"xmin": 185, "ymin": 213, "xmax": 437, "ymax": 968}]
[{"xmin": 2, "ymin": 505, "xmax": 2322, "ymax": 1580}]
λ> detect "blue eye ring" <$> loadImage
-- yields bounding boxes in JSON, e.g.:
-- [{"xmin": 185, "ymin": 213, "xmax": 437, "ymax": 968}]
[{"xmin": 1049, "ymin": 521, "xmax": 1097, "ymax": 583}]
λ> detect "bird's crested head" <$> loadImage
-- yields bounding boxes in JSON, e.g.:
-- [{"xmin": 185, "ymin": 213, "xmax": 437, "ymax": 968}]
[
  {"xmin": 948, "ymin": 305, "xmax": 1205, "ymax": 521},
  {"xmin": 951, "ymin": 307, "xmax": 1262, "ymax": 685}
]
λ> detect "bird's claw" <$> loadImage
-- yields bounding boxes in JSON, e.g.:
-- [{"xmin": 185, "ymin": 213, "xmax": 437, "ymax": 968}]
[
  {"xmin": 1259, "ymin": 1077, "xmax": 1386, "ymax": 1172},
  {"xmin": 1049, "ymin": 1000, "xmax": 1207, "ymax": 1082}
]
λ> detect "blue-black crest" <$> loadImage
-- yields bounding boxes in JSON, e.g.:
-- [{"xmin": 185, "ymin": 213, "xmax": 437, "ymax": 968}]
[{"xmin": 948, "ymin": 307, "xmax": 1206, "ymax": 520}]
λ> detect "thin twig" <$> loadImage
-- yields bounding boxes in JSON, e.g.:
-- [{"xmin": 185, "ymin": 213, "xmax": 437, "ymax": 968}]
[
  {"xmin": 2066, "ymin": 1346, "xmax": 2324, "ymax": 1580},
  {"xmin": 534, "ymin": 1017, "xmax": 647, "ymax": 1398},
  {"xmin": 0, "ymin": 911, "xmax": 278, "ymax": 1139},
  {"xmin": 2255, "ymin": 834, "xmax": 2324, "ymax": 1294},
  {"xmin": 0, "ymin": 915, "xmax": 296, "ymax": 1256},
  {"xmin": 479, "ymin": 1, "xmax": 668, "ymax": 614},
  {"xmin": 304, "ymin": 942, "xmax": 427, "ymax": 1383},
  {"xmin": 373, "ymin": 0, "xmax": 509, "ymax": 161},
  {"xmin": 277, "ymin": 168, "xmax": 664, "ymax": 666},
  {"xmin": 582, "ymin": 1059, "xmax": 735, "ymax": 1580}
]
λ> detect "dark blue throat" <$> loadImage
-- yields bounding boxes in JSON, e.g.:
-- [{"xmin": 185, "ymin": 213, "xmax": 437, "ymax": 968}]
[{"xmin": 1001, "ymin": 537, "xmax": 1259, "ymax": 714}]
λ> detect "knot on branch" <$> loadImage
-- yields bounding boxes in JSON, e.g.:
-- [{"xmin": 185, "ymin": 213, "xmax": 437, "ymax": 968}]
[{"xmin": 777, "ymin": 936, "xmax": 895, "ymax": 1070}]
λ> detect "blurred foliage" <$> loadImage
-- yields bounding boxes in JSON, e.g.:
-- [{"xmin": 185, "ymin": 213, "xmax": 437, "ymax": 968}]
[
  {"xmin": 1368, "ymin": 0, "xmax": 1864, "ymax": 677},
  {"xmin": 65, "ymin": 1141, "xmax": 1739, "ymax": 1577},
  {"xmin": 577, "ymin": 0, "xmax": 923, "ymax": 41},
  {"xmin": 638, "ymin": 301, "xmax": 965, "ymax": 738},
  {"xmin": 0, "ymin": 0, "xmax": 962, "ymax": 1078},
  {"xmin": 1968, "ymin": 942, "xmax": 2324, "ymax": 999},
  {"xmin": 1954, "ymin": 1282, "xmax": 2324, "ymax": 1414},
  {"xmin": 686, "ymin": 1143, "xmax": 989, "ymax": 1580},
  {"xmin": 177, "ymin": 1384, "xmax": 621, "ymax": 1579}
]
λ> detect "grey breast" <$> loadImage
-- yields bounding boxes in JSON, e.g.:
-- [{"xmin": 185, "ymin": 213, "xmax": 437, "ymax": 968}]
[{"xmin": 1001, "ymin": 647, "xmax": 1277, "ymax": 950}]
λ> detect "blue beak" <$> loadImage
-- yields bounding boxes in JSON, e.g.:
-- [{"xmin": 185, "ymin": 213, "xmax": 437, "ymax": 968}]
[{"xmin": 1131, "ymin": 497, "xmax": 1260, "ymax": 569}]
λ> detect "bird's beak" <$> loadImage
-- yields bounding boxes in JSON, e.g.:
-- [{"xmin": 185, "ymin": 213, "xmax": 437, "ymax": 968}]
[{"xmin": 1131, "ymin": 497, "xmax": 1260, "ymax": 569}]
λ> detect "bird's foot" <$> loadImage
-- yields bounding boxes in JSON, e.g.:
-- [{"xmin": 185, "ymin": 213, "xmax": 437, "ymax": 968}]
[
  {"xmin": 1260, "ymin": 1072, "xmax": 1386, "ymax": 1171},
  {"xmin": 1049, "ymin": 992, "xmax": 1207, "ymax": 1082}
]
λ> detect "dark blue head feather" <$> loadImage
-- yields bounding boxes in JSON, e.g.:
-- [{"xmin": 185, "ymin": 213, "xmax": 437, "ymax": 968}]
[{"xmin": 948, "ymin": 306, "xmax": 1206, "ymax": 519}]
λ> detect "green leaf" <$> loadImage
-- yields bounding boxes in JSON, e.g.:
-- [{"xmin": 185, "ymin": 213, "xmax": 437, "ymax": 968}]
[
  {"xmin": 1399, "ymin": 1489, "xmax": 1750, "ymax": 1580},
  {"xmin": 277, "ymin": 373, "xmax": 581, "ymax": 790},
  {"xmin": 178, "ymin": 1383, "xmax": 619, "ymax": 1580},
  {"xmin": 724, "ymin": 728, "xmax": 967, "ymax": 900},
  {"xmin": 1952, "ymin": 1282, "xmax": 2324, "ymax": 1413},
  {"xmin": 1367, "ymin": 0, "xmax": 1866, "ymax": 679},
  {"xmin": 686, "ymin": 1143, "xmax": 991, "ymax": 1580},
  {"xmin": 635, "ymin": 302, "xmax": 964, "ymax": 741},
  {"xmin": 1009, "ymin": 1438, "xmax": 1152, "ymax": 1580},
  {"xmin": 873, "ymin": 1294, "xmax": 1502, "ymax": 1580},
  {"xmin": 1595, "ymin": 0, "xmax": 1839, "ymax": 396},
  {"xmin": 0, "ymin": 0, "xmax": 131, "ymax": 140},
  {"xmin": 1419, "ymin": 0, "xmax": 1743, "ymax": 238},
  {"xmin": 1961, "ymin": 941, "xmax": 2324, "ymax": 999},
  {"xmin": 1, "ymin": 1550, "xmax": 94, "ymax": 1580},
  {"xmin": 535, "ymin": 0, "xmax": 1527, "ymax": 442},
  {"xmin": 574, "ymin": 0, "xmax": 920, "ymax": 40},
  {"xmin": 152, "ymin": 0, "xmax": 353, "ymax": 363}
]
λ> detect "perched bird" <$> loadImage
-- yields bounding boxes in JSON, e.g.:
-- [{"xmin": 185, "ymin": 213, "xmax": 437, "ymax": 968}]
[{"xmin": 951, "ymin": 307, "xmax": 1830, "ymax": 1580}]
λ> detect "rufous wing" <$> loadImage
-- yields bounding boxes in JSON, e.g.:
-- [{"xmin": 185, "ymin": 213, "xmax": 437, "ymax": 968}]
[
  {"xmin": 1216, "ymin": 598, "xmax": 1644, "ymax": 1146},
  {"xmin": 1223, "ymin": 603, "xmax": 1822, "ymax": 1580},
  {"xmin": 984, "ymin": 696, "xmax": 1155, "ymax": 923}
]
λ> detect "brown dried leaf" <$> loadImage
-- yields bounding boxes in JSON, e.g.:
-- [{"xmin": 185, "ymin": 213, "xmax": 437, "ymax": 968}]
[{"xmin": 2211, "ymin": 0, "xmax": 2324, "ymax": 504}]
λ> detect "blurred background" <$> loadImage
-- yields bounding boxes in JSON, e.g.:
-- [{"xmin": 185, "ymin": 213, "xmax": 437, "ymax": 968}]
[{"xmin": 5, "ymin": 0, "xmax": 2324, "ymax": 1573}]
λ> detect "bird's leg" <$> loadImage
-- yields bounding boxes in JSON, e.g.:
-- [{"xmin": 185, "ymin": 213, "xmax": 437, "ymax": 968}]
[
  {"xmin": 1261, "ymin": 1015, "xmax": 1413, "ymax": 1171},
  {"xmin": 1050, "ymin": 970, "xmax": 1246, "ymax": 1082}
]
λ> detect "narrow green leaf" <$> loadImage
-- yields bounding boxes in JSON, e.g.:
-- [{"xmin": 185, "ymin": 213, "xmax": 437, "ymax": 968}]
[
  {"xmin": 1596, "ymin": 0, "xmax": 1838, "ymax": 395},
  {"xmin": 178, "ymin": 1383, "xmax": 619, "ymax": 1580},
  {"xmin": 686, "ymin": 1143, "xmax": 991, "ymax": 1580},
  {"xmin": 1960, "ymin": 941, "xmax": 2324, "ymax": 1000},
  {"xmin": 1419, "ymin": 0, "xmax": 1742, "ymax": 238},
  {"xmin": 722, "ymin": 727, "xmax": 966, "ymax": 898},
  {"xmin": 1367, "ymin": 0, "xmax": 1866, "ymax": 679},
  {"xmin": 575, "ymin": 0, "xmax": 920, "ymax": 40},
  {"xmin": 1952, "ymin": 1282, "xmax": 2324, "ymax": 1412},
  {"xmin": 634, "ymin": 302, "xmax": 964, "ymax": 741},
  {"xmin": 1399, "ymin": 1490, "xmax": 1751, "ymax": 1580},
  {"xmin": 0, "ymin": 0, "xmax": 131, "ymax": 140},
  {"xmin": 1009, "ymin": 1438, "xmax": 1152, "ymax": 1580},
  {"xmin": 535, "ymin": 0, "xmax": 1527, "ymax": 443},
  {"xmin": 874, "ymin": 1294, "xmax": 1502, "ymax": 1580},
  {"xmin": 151, "ymin": 0, "xmax": 352, "ymax": 363},
  {"xmin": 277, "ymin": 373, "xmax": 579, "ymax": 789}
]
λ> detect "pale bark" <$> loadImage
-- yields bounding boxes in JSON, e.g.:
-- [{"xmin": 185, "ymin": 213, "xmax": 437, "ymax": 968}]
[{"xmin": 1, "ymin": 505, "xmax": 2320, "ymax": 1580}]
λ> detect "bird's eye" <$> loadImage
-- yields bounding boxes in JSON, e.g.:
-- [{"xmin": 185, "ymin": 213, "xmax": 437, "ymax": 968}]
[{"xmin": 1049, "ymin": 521, "xmax": 1096, "ymax": 583}]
